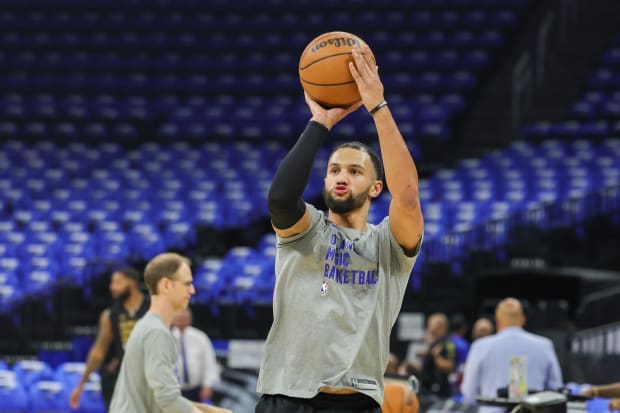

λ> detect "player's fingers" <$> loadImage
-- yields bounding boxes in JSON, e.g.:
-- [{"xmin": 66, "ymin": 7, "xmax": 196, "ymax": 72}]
[
  {"xmin": 304, "ymin": 91, "xmax": 321, "ymax": 108},
  {"xmin": 362, "ymin": 45, "xmax": 376, "ymax": 71},
  {"xmin": 348, "ymin": 61, "xmax": 362, "ymax": 83},
  {"xmin": 352, "ymin": 47, "xmax": 372, "ymax": 77},
  {"xmin": 359, "ymin": 45, "xmax": 376, "ymax": 76}
]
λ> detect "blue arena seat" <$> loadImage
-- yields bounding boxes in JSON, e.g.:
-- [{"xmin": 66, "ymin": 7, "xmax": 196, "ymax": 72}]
[
  {"xmin": 29, "ymin": 380, "xmax": 70, "ymax": 413},
  {"xmin": 13, "ymin": 360, "xmax": 54, "ymax": 388},
  {"xmin": 78, "ymin": 382, "xmax": 105, "ymax": 413},
  {"xmin": 0, "ymin": 370, "xmax": 28, "ymax": 413}
]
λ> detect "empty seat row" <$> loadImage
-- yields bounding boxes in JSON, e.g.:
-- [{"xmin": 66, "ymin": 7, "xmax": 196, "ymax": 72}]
[
  {"xmin": 0, "ymin": 48, "xmax": 490, "ymax": 74},
  {"xmin": 0, "ymin": 361, "xmax": 104, "ymax": 413},
  {"xmin": 0, "ymin": 29, "xmax": 505, "ymax": 53},
  {"xmin": 0, "ymin": 0, "xmax": 528, "ymax": 11}
]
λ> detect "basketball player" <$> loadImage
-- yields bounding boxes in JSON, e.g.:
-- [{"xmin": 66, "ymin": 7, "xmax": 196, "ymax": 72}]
[
  {"xmin": 256, "ymin": 45, "xmax": 424, "ymax": 412},
  {"xmin": 109, "ymin": 253, "xmax": 230, "ymax": 413},
  {"xmin": 70, "ymin": 267, "xmax": 149, "ymax": 411}
]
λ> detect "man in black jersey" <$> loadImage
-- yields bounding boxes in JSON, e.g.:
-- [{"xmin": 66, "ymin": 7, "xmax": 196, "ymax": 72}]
[{"xmin": 69, "ymin": 267, "xmax": 150, "ymax": 411}]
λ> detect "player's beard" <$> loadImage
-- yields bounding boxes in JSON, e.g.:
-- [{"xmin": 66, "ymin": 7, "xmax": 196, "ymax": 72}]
[
  {"xmin": 323, "ymin": 186, "xmax": 371, "ymax": 214},
  {"xmin": 114, "ymin": 287, "xmax": 132, "ymax": 304}
]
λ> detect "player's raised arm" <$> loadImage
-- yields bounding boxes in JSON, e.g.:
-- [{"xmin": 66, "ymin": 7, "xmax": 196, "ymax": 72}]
[
  {"xmin": 267, "ymin": 93, "xmax": 361, "ymax": 238},
  {"xmin": 349, "ymin": 45, "xmax": 424, "ymax": 255}
]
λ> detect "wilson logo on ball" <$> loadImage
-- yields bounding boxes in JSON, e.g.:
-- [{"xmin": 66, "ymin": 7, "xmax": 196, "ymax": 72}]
[{"xmin": 310, "ymin": 37, "xmax": 362, "ymax": 53}]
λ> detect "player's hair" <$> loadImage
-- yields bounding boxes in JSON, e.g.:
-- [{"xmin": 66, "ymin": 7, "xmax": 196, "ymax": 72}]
[
  {"xmin": 144, "ymin": 253, "xmax": 191, "ymax": 295},
  {"xmin": 116, "ymin": 267, "xmax": 142, "ymax": 284},
  {"xmin": 331, "ymin": 142, "xmax": 384, "ymax": 181}
]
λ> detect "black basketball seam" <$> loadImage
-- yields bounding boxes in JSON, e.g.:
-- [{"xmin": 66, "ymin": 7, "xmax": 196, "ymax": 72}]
[
  {"xmin": 306, "ymin": 91, "xmax": 358, "ymax": 107},
  {"xmin": 299, "ymin": 51, "xmax": 352, "ymax": 71},
  {"xmin": 300, "ymin": 78, "xmax": 356, "ymax": 87}
]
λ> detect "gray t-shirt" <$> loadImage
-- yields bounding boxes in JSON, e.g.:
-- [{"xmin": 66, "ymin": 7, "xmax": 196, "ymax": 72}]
[
  {"xmin": 257, "ymin": 204, "xmax": 419, "ymax": 405},
  {"xmin": 109, "ymin": 312, "xmax": 194, "ymax": 413}
]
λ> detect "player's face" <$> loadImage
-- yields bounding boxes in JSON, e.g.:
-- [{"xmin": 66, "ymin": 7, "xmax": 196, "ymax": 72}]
[
  {"xmin": 426, "ymin": 317, "xmax": 446, "ymax": 340},
  {"xmin": 109, "ymin": 272, "xmax": 132, "ymax": 301},
  {"xmin": 323, "ymin": 148, "xmax": 378, "ymax": 214},
  {"xmin": 167, "ymin": 263, "xmax": 196, "ymax": 311}
]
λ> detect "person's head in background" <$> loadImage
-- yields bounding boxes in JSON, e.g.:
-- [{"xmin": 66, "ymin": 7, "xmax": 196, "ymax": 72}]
[
  {"xmin": 449, "ymin": 314, "xmax": 468, "ymax": 338},
  {"xmin": 109, "ymin": 267, "xmax": 142, "ymax": 303},
  {"xmin": 472, "ymin": 317, "xmax": 495, "ymax": 340},
  {"xmin": 495, "ymin": 298, "xmax": 526, "ymax": 331},
  {"xmin": 426, "ymin": 312, "xmax": 449, "ymax": 342},
  {"xmin": 172, "ymin": 308, "xmax": 193, "ymax": 331},
  {"xmin": 144, "ymin": 252, "xmax": 195, "ymax": 314}
]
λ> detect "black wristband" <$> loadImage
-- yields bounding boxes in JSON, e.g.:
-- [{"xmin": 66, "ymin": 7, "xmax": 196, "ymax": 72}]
[{"xmin": 369, "ymin": 100, "xmax": 388, "ymax": 114}]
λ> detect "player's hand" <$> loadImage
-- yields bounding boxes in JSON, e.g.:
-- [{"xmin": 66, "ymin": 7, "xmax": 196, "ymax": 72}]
[
  {"xmin": 609, "ymin": 398, "xmax": 620, "ymax": 410},
  {"xmin": 349, "ymin": 45, "xmax": 385, "ymax": 113},
  {"xmin": 305, "ymin": 91, "xmax": 362, "ymax": 130},
  {"xmin": 582, "ymin": 387, "xmax": 595, "ymax": 397},
  {"xmin": 69, "ymin": 384, "xmax": 83, "ymax": 409}
]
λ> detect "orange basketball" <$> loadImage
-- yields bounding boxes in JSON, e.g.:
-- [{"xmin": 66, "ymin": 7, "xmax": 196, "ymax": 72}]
[
  {"xmin": 382, "ymin": 381, "xmax": 420, "ymax": 413},
  {"xmin": 298, "ymin": 31, "xmax": 375, "ymax": 108}
]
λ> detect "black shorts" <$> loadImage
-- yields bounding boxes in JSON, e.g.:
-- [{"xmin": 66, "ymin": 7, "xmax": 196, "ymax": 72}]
[
  {"xmin": 256, "ymin": 393, "xmax": 381, "ymax": 413},
  {"xmin": 100, "ymin": 369, "xmax": 118, "ymax": 411}
]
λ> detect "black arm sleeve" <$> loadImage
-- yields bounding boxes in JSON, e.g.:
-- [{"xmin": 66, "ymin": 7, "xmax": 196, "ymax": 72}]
[{"xmin": 267, "ymin": 121, "xmax": 328, "ymax": 229}]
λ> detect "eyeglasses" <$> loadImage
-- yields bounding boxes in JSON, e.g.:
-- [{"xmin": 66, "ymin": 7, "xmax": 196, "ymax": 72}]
[{"xmin": 169, "ymin": 278, "xmax": 194, "ymax": 288}]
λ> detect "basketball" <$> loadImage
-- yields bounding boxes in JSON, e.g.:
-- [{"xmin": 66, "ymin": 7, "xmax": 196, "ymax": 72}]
[
  {"xmin": 382, "ymin": 381, "xmax": 420, "ymax": 413},
  {"xmin": 299, "ymin": 31, "xmax": 375, "ymax": 108}
]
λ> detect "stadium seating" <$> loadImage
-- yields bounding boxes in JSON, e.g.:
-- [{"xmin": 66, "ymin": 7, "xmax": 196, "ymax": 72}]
[
  {"xmin": 0, "ymin": 0, "xmax": 530, "ymax": 152},
  {"xmin": 2, "ymin": 1, "xmax": 616, "ymax": 308},
  {"xmin": 28, "ymin": 380, "xmax": 71, "ymax": 413},
  {"xmin": 77, "ymin": 382, "xmax": 106, "ymax": 413},
  {"xmin": 54, "ymin": 362, "xmax": 100, "ymax": 389},
  {"xmin": 12, "ymin": 360, "xmax": 54, "ymax": 388},
  {"xmin": 0, "ymin": 0, "xmax": 539, "ymax": 311},
  {"xmin": 0, "ymin": 370, "xmax": 28, "ymax": 413},
  {"xmin": 1, "ymin": 132, "xmax": 619, "ymax": 307},
  {"xmin": 528, "ymin": 31, "xmax": 620, "ymax": 136},
  {"xmin": 0, "ymin": 362, "xmax": 104, "ymax": 413},
  {"xmin": 0, "ymin": 359, "xmax": 254, "ymax": 413}
]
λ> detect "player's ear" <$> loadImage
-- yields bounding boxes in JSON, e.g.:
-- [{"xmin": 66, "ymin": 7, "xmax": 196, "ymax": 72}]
[
  {"xmin": 369, "ymin": 180, "xmax": 383, "ymax": 199},
  {"xmin": 159, "ymin": 277, "xmax": 170, "ymax": 294}
]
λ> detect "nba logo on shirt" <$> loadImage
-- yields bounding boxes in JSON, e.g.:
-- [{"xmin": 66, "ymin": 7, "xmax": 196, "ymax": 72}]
[{"xmin": 320, "ymin": 280, "xmax": 329, "ymax": 296}]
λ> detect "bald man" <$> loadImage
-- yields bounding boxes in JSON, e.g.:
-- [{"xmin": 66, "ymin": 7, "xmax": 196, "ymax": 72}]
[
  {"xmin": 461, "ymin": 298, "xmax": 563, "ymax": 413},
  {"xmin": 472, "ymin": 318, "xmax": 494, "ymax": 341}
]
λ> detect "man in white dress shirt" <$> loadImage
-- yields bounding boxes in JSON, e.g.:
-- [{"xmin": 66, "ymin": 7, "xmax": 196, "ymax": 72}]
[
  {"xmin": 171, "ymin": 308, "xmax": 221, "ymax": 402},
  {"xmin": 461, "ymin": 298, "xmax": 563, "ymax": 413}
]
